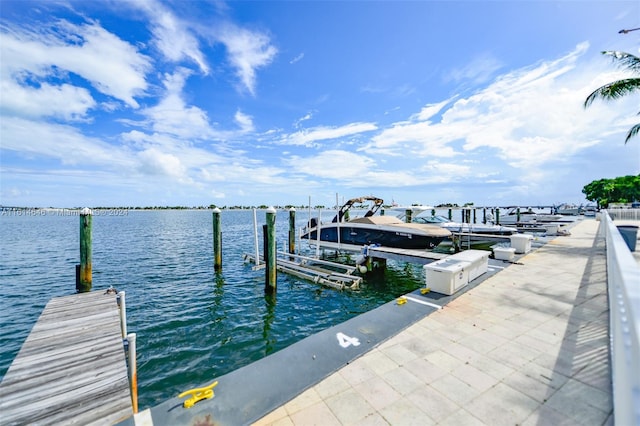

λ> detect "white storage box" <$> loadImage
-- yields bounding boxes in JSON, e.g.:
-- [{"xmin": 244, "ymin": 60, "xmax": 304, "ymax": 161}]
[
  {"xmin": 423, "ymin": 258, "xmax": 470, "ymax": 295},
  {"xmin": 493, "ymin": 246, "xmax": 516, "ymax": 261},
  {"xmin": 448, "ymin": 250, "xmax": 489, "ymax": 282},
  {"xmin": 509, "ymin": 234, "xmax": 533, "ymax": 254}
]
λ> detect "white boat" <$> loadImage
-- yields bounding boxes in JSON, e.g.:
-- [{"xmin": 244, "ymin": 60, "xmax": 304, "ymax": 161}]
[
  {"xmin": 412, "ymin": 214, "xmax": 517, "ymax": 236},
  {"xmin": 489, "ymin": 208, "xmax": 562, "ymax": 224},
  {"xmin": 554, "ymin": 203, "xmax": 582, "ymax": 215},
  {"xmin": 300, "ymin": 197, "xmax": 451, "ymax": 251}
]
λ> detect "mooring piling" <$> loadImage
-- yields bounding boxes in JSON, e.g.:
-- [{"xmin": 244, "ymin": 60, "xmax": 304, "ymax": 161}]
[
  {"xmin": 288, "ymin": 207, "xmax": 296, "ymax": 256},
  {"xmin": 76, "ymin": 207, "xmax": 92, "ymax": 292},
  {"xmin": 405, "ymin": 208, "xmax": 412, "ymax": 223},
  {"xmin": 264, "ymin": 207, "xmax": 277, "ymax": 294},
  {"xmin": 212, "ymin": 208, "xmax": 222, "ymax": 271}
]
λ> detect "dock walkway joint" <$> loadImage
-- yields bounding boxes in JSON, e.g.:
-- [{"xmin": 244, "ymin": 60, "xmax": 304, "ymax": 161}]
[{"xmin": 0, "ymin": 291, "xmax": 132, "ymax": 426}]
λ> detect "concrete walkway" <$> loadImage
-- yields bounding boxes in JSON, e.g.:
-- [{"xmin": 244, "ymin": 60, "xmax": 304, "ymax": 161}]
[{"xmin": 255, "ymin": 219, "xmax": 613, "ymax": 425}]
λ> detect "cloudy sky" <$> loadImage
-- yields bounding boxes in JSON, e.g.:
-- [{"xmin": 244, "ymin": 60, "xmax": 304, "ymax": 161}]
[{"xmin": 1, "ymin": 0, "xmax": 639, "ymax": 208}]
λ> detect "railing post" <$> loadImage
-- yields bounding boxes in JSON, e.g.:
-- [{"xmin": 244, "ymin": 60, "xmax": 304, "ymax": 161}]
[
  {"xmin": 117, "ymin": 291, "xmax": 127, "ymax": 338},
  {"xmin": 127, "ymin": 333, "xmax": 138, "ymax": 414}
]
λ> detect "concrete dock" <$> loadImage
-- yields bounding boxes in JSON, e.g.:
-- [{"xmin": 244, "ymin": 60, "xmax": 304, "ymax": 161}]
[{"xmin": 255, "ymin": 219, "xmax": 614, "ymax": 425}]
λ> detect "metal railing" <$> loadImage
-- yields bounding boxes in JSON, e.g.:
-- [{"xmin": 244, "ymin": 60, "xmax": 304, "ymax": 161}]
[
  {"xmin": 608, "ymin": 208, "xmax": 640, "ymax": 221},
  {"xmin": 602, "ymin": 211, "xmax": 640, "ymax": 425}
]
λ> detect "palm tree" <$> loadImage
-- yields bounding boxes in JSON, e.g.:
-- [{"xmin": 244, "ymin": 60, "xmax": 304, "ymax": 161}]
[{"xmin": 584, "ymin": 51, "xmax": 640, "ymax": 144}]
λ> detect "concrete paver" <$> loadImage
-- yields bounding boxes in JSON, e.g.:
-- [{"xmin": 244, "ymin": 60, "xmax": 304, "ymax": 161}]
[{"xmin": 254, "ymin": 219, "xmax": 615, "ymax": 425}]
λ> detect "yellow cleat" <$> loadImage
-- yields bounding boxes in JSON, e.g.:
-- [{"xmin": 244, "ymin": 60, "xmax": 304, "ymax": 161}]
[
  {"xmin": 420, "ymin": 287, "xmax": 431, "ymax": 294},
  {"xmin": 396, "ymin": 296, "xmax": 407, "ymax": 305},
  {"xmin": 178, "ymin": 381, "xmax": 219, "ymax": 408}
]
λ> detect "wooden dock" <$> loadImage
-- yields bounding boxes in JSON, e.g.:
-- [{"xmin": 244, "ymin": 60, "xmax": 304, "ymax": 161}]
[{"xmin": 0, "ymin": 291, "xmax": 132, "ymax": 425}]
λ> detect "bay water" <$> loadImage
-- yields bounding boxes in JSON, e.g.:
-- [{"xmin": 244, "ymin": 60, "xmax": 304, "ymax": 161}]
[{"xmin": 0, "ymin": 209, "xmax": 425, "ymax": 409}]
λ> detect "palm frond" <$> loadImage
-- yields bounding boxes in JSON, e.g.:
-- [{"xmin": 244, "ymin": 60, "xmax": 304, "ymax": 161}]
[
  {"xmin": 584, "ymin": 78, "xmax": 640, "ymax": 107},
  {"xmin": 625, "ymin": 123, "xmax": 640, "ymax": 144},
  {"xmin": 602, "ymin": 51, "xmax": 640, "ymax": 73}
]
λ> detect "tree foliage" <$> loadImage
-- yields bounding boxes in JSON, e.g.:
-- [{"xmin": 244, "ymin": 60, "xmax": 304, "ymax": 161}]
[
  {"xmin": 584, "ymin": 51, "xmax": 640, "ymax": 144},
  {"xmin": 582, "ymin": 175, "xmax": 640, "ymax": 207}
]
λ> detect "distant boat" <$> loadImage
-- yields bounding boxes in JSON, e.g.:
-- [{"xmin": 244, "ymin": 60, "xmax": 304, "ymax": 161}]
[
  {"xmin": 489, "ymin": 207, "xmax": 562, "ymax": 224},
  {"xmin": 554, "ymin": 203, "xmax": 582, "ymax": 215},
  {"xmin": 300, "ymin": 196, "xmax": 451, "ymax": 251}
]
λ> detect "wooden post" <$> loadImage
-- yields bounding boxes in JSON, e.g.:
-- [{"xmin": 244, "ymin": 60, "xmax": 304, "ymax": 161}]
[
  {"xmin": 483, "ymin": 208, "xmax": 486, "ymax": 224},
  {"xmin": 448, "ymin": 208, "xmax": 452, "ymax": 220},
  {"xmin": 265, "ymin": 207, "xmax": 277, "ymax": 294},
  {"xmin": 212, "ymin": 208, "xmax": 222, "ymax": 271},
  {"xmin": 472, "ymin": 209, "xmax": 477, "ymax": 224},
  {"xmin": 77, "ymin": 208, "xmax": 92, "ymax": 293},
  {"xmin": 288, "ymin": 207, "xmax": 296, "ymax": 256},
  {"xmin": 460, "ymin": 209, "xmax": 465, "ymax": 223},
  {"xmin": 405, "ymin": 209, "xmax": 412, "ymax": 223},
  {"xmin": 127, "ymin": 333, "xmax": 138, "ymax": 414},
  {"xmin": 516, "ymin": 207, "xmax": 521, "ymax": 222},
  {"xmin": 431, "ymin": 208, "xmax": 436, "ymax": 217},
  {"xmin": 496, "ymin": 208, "xmax": 500, "ymax": 224}
]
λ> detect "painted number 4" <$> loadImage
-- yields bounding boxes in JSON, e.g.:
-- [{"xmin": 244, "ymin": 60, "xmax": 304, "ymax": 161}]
[{"xmin": 336, "ymin": 332, "xmax": 360, "ymax": 348}]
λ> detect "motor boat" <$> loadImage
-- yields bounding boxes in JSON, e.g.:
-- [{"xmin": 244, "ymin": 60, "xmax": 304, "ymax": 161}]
[
  {"xmin": 300, "ymin": 196, "xmax": 451, "ymax": 251},
  {"xmin": 412, "ymin": 214, "xmax": 517, "ymax": 235},
  {"xmin": 488, "ymin": 207, "xmax": 562, "ymax": 224}
]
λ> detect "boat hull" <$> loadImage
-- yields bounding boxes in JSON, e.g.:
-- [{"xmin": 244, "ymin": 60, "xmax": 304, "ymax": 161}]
[{"xmin": 301, "ymin": 223, "xmax": 447, "ymax": 250}]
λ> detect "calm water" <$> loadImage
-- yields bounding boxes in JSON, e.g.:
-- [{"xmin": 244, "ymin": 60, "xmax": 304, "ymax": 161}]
[{"xmin": 0, "ymin": 209, "xmax": 424, "ymax": 409}]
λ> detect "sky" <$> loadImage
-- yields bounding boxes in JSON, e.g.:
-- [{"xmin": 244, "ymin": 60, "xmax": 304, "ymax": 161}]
[{"xmin": 1, "ymin": 0, "xmax": 639, "ymax": 208}]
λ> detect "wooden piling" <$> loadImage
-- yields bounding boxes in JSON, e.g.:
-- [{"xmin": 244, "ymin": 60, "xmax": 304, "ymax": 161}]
[
  {"xmin": 77, "ymin": 208, "xmax": 92, "ymax": 293},
  {"xmin": 496, "ymin": 208, "xmax": 500, "ymax": 224},
  {"xmin": 265, "ymin": 207, "xmax": 277, "ymax": 294},
  {"xmin": 448, "ymin": 208, "xmax": 452, "ymax": 220},
  {"xmin": 516, "ymin": 207, "xmax": 521, "ymax": 222},
  {"xmin": 288, "ymin": 207, "xmax": 296, "ymax": 256},
  {"xmin": 212, "ymin": 208, "xmax": 222, "ymax": 271},
  {"xmin": 405, "ymin": 209, "xmax": 412, "ymax": 223}
]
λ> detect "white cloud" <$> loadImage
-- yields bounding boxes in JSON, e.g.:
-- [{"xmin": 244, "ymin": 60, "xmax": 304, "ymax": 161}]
[
  {"xmin": 139, "ymin": 69, "xmax": 213, "ymax": 139},
  {"xmin": 217, "ymin": 23, "xmax": 277, "ymax": 95},
  {"xmin": 290, "ymin": 53, "xmax": 304, "ymax": 64},
  {"xmin": 368, "ymin": 42, "xmax": 634, "ymax": 172},
  {"xmin": 0, "ymin": 19, "xmax": 150, "ymax": 108},
  {"xmin": 280, "ymin": 122, "xmax": 378, "ymax": 147},
  {"xmin": 1, "ymin": 117, "xmax": 135, "ymax": 168},
  {"xmin": 138, "ymin": 147, "xmax": 187, "ymax": 179},
  {"xmin": 445, "ymin": 53, "xmax": 503, "ymax": 85},
  {"xmin": 1, "ymin": 80, "xmax": 95, "ymax": 120},
  {"xmin": 135, "ymin": 0, "xmax": 209, "ymax": 74},
  {"xmin": 234, "ymin": 110, "xmax": 254, "ymax": 133}
]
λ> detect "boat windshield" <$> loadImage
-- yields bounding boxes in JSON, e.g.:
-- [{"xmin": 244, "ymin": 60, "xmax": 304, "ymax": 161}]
[{"xmin": 414, "ymin": 215, "xmax": 450, "ymax": 224}]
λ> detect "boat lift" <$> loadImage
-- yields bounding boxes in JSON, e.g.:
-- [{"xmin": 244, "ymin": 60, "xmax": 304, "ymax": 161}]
[{"xmin": 243, "ymin": 251, "xmax": 362, "ymax": 290}]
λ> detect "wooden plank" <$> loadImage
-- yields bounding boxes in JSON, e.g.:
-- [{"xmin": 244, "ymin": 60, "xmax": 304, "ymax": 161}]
[{"xmin": 0, "ymin": 291, "xmax": 132, "ymax": 425}]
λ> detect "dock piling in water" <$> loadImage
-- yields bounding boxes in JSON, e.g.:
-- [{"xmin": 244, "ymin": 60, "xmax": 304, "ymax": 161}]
[
  {"xmin": 212, "ymin": 208, "xmax": 222, "ymax": 271},
  {"xmin": 77, "ymin": 207, "xmax": 92, "ymax": 292},
  {"xmin": 288, "ymin": 207, "xmax": 296, "ymax": 256},
  {"xmin": 265, "ymin": 207, "xmax": 277, "ymax": 294}
]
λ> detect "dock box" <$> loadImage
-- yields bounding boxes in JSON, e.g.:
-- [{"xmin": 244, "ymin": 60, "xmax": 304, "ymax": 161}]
[
  {"xmin": 448, "ymin": 249, "xmax": 489, "ymax": 282},
  {"xmin": 493, "ymin": 246, "xmax": 516, "ymax": 261},
  {"xmin": 509, "ymin": 234, "xmax": 533, "ymax": 254},
  {"xmin": 423, "ymin": 258, "xmax": 470, "ymax": 295}
]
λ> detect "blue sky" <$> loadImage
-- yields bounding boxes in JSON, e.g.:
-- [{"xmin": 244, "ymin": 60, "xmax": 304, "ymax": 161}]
[{"xmin": 1, "ymin": 0, "xmax": 639, "ymax": 208}]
